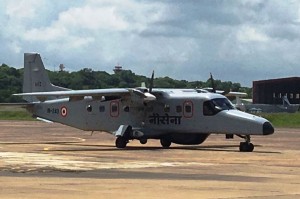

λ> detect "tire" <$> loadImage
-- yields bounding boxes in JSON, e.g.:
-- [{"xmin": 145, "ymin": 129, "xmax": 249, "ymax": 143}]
[
  {"xmin": 239, "ymin": 142, "xmax": 254, "ymax": 152},
  {"xmin": 160, "ymin": 138, "xmax": 171, "ymax": 148},
  {"xmin": 115, "ymin": 137, "xmax": 128, "ymax": 148},
  {"xmin": 139, "ymin": 139, "xmax": 147, "ymax": 145}
]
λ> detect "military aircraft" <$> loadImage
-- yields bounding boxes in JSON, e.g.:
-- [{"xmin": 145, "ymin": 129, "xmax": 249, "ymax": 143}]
[{"xmin": 14, "ymin": 53, "xmax": 274, "ymax": 152}]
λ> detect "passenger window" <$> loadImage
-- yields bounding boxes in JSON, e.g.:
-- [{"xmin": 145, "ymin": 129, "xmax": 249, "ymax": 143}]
[
  {"xmin": 99, "ymin": 106, "xmax": 105, "ymax": 112},
  {"xmin": 176, "ymin": 105, "xmax": 182, "ymax": 113},
  {"xmin": 164, "ymin": 105, "xmax": 170, "ymax": 113},
  {"xmin": 185, "ymin": 105, "xmax": 192, "ymax": 113},
  {"xmin": 86, "ymin": 105, "xmax": 92, "ymax": 112},
  {"xmin": 112, "ymin": 105, "xmax": 118, "ymax": 112},
  {"xmin": 123, "ymin": 106, "xmax": 129, "ymax": 112}
]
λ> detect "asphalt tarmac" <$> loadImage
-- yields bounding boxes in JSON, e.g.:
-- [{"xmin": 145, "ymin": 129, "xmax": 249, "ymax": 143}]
[{"xmin": 0, "ymin": 121, "xmax": 299, "ymax": 199}]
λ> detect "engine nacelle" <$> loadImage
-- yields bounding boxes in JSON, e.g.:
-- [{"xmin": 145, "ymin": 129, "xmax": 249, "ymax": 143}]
[{"xmin": 168, "ymin": 133, "xmax": 210, "ymax": 145}]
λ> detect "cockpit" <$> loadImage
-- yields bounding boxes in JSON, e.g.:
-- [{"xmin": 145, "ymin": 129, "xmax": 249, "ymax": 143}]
[{"xmin": 203, "ymin": 98, "xmax": 235, "ymax": 116}]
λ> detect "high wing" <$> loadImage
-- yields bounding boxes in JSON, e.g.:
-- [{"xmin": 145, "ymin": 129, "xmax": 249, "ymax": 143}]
[
  {"xmin": 14, "ymin": 88, "xmax": 130, "ymax": 97},
  {"xmin": 14, "ymin": 88, "xmax": 156, "ymax": 102}
]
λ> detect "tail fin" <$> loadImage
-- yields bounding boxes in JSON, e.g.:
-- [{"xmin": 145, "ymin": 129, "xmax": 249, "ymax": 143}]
[
  {"xmin": 282, "ymin": 95, "xmax": 291, "ymax": 107},
  {"xmin": 23, "ymin": 53, "xmax": 69, "ymax": 102}
]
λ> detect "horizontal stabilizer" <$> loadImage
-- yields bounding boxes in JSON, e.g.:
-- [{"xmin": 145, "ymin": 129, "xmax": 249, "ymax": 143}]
[
  {"xmin": 226, "ymin": 92, "xmax": 247, "ymax": 97},
  {"xmin": 0, "ymin": 103, "xmax": 34, "ymax": 108}
]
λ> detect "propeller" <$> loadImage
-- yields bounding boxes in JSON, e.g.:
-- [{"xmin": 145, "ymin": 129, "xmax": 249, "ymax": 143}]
[
  {"xmin": 131, "ymin": 70, "xmax": 156, "ymax": 103},
  {"xmin": 132, "ymin": 89, "xmax": 156, "ymax": 102},
  {"xmin": 141, "ymin": 70, "xmax": 155, "ymax": 124},
  {"xmin": 198, "ymin": 73, "xmax": 224, "ymax": 94},
  {"xmin": 144, "ymin": 70, "xmax": 155, "ymax": 101},
  {"xmin": 149, "ymin": 70, "xmax": 154, "ymax": 93},
  {"xmin": 210, "ymin": 73, "xmax": 216, "ymax": 93}
]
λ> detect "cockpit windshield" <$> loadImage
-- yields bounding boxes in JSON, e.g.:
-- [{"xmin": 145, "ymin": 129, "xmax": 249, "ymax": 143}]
[{"xmin": 203, "ymin": 98, "xmax": 235, "ymax": 116}]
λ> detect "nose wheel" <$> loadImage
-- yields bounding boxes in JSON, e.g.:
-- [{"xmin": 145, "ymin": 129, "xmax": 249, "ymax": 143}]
[
  {"xmin": 239, "ymin": 142, "xmax": 254, "ymax": 152},
  {"xmin": 237, "ymin": 135, "xmax": 254, "ymax": 152},
  {"xmin": 115, "ymin": 136, "xmax": 128, "ymax": 148}
]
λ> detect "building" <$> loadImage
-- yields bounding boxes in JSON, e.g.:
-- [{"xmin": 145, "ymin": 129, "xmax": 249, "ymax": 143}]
[
  {"xmin": 113, "ymin": 65, "xmax": 123, "ymax": 73},
  {"xmin": 253, "ymin": 77, "xmax": 300, "ymax": 104}
]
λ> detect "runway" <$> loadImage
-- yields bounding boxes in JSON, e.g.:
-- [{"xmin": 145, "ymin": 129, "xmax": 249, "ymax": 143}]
[{"xmin": 0, "ymin": 121, "xmax": 299, "ymax": 199}]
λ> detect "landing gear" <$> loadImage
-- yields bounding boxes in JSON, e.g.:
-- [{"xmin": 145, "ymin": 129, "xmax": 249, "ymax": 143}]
[
  {"xmin": 237, "ymin": 135, "xmax": 254, "ymax": 152},
  {"xmin": 239, "ymin": 142, "xmax": 254, "ymax": 152},
  {"xmin": 160, "ymin": 138, "xmax": 171, "ymax": 148},
  {"xmin": 115, "ymin": 136, "xmax": 128, "ymax": 148},
  {"xmin": 139, "ymin": 139, "xmax": 147, "ymax": 145}
]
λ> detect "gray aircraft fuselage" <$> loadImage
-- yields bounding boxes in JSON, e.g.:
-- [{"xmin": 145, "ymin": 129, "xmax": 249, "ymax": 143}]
[{"xmin": 32, "ymin": 90, "xmax": 273, "ymax": 137}]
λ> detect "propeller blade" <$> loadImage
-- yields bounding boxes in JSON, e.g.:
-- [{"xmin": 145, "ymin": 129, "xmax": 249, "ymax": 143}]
[
  {"xmin": 149, "ymin": 70, "xmax": 154, "ymax": 93},
  {"xmin": 210, "ymin": 73, "xmax": 216, "ymax": 93},
  {"xmin": 131, "ymin": 89, "xmax": 156, "ymax": 102}
]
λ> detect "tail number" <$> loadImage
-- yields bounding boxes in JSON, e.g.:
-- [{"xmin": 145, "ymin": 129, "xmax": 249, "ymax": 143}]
[
  {"xmin": 34, "ymin": 81, "xmax": 42, "ymax": 87},
  {"xmin": 61, "ymin": 106, "xmax": 68, "ymax": 117}
]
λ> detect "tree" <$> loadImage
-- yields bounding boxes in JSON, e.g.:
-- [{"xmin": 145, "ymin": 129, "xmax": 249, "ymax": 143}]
[{"xmin": 0, "ymin": 64, "xmax": 251, "ymax": 102}]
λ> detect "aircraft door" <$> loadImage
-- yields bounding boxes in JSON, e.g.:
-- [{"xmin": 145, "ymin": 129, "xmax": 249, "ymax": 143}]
[{"xmin": 85, "ymin": 102, "xmax": 99, "ymax": 130}]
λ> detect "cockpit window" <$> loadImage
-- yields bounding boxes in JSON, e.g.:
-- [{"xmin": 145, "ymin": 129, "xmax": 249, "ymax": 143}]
[
  {"xmin": 212, "ymin": 98, "xmax": 235, "ymax": 110},
  {"xmin": 203, "ymin": 98, "xmax": 235, "ymax": 116}
]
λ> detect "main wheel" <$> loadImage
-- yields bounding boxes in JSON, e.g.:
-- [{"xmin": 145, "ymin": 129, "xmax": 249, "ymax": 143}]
[
  {"xmin": 239, "ymin": 142, "xmax": 254, "ymax": 152},
  {"xmin": 160, "ymin": 138, "xmax": 171, "ymax": 148},
  {"xmin": 115, "ymin": 137, "xmax": 128, "ymax": 148},
  {"xmin": 139, "ymin": 139, "xmax": 147, "ymax": 145}
]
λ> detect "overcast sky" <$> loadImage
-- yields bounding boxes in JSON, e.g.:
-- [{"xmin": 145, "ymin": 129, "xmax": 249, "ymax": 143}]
[{"xmin": 1, "ymin": 0, "xmax": 300, "ymax": 87}]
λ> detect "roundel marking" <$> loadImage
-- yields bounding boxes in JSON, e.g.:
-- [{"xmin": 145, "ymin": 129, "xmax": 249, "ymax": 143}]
[{"xmin": 61, "ymin": 106, "xmax": 68, "ymax": 117}]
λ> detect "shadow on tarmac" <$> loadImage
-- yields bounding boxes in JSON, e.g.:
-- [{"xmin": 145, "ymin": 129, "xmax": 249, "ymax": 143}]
[{"xmin": 39, "ymin": 143, "xmax": 281, "ymax": 154}]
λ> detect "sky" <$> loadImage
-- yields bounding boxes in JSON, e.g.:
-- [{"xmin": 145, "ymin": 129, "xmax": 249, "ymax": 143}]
[{"xmin": 1, "ymin": 0, "xmax": 300, "ymax": 87}]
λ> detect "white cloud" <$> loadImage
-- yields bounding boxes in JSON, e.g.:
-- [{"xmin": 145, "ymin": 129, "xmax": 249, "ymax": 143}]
[
  {"xmin": 5, "ymin": 0, "xmax": 41, "ymax": 20},
  {"xmin": 18, "ymin": 0, "xmax": 168, "ymax": 57},
  {"xmin": 237, "ymin": 26, "xmax": 270, "ymax": 43},
  {"xmin": 1, "ymin": 0, "xmax": 300, "ymax": 86},
  {"xmin": 58, "ymin": 6, "xmax": 129, "ymax": 31},
  {"xmin": 8, "ymin": 41, "xmax": 22, "ymax": 53},
  {"xmin": 24, "ymin": 25, "xmax": 67, "ymax": 41}
]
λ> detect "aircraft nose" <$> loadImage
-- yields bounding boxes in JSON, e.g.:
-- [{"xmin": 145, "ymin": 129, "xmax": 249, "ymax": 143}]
[{"xmin": 263, "ymin": 122, "xmax": 274, "ymax": 135}]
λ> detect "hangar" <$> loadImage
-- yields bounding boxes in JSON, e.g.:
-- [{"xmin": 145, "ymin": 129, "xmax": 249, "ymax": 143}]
[{"xmin": 253, "ymin": 77, "xmax": 300, "ymax": 105}]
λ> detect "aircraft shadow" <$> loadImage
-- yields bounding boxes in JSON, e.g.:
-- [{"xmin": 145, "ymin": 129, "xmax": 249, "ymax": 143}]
[
  {"xmin": 45, "ymin": 143, "xmax": 280, "ymax": 154},
  {"xmin": 0, "ymin": 141, "xmax": 280, "ymax": 154},
  {"xmin": 0, "ymin": 141, "xmax": 82, "ymax": 145}
]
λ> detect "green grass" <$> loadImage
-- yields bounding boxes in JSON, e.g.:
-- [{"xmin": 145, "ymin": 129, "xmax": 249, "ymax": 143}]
[
  {"xmin": 0, "ymin": 106, "xmax": 35, "ymax": 120},
  {"xmin": 259, "ymin": 112, "xmax": 300, "ymax": 128}
]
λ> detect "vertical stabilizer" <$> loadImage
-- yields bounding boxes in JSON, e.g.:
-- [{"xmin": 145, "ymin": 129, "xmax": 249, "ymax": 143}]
[
  {"xmin": 282, "ymin": 95, "xmax": 291, "ymax": 107},
  {"xmin": 23, "ymin": 53, "xmax": 69, "ymax": 102}
]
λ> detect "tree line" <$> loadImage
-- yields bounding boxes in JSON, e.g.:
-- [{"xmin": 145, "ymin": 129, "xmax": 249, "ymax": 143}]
[{"xmin": 0, "ymin": 63, "xmax": 251, "ymax": 103}]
